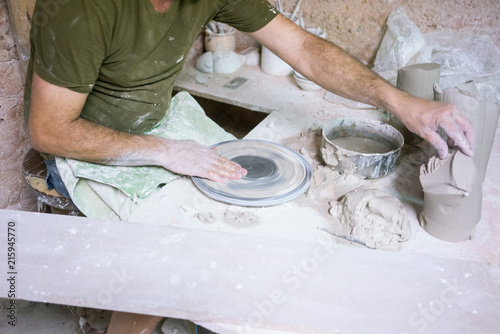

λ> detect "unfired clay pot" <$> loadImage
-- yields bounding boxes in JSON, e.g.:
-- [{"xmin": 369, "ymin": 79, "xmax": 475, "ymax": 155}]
[
  {"xmin": 419, "ymin": 149, "xmax": 482, "ymax": 242},
  {"xmin": 389, "ymin": 63, "xmax": 441, "ymax": 145},
  {"xmin": 434, "ymin": 81, "xmax": 500, "ymax": 183}
]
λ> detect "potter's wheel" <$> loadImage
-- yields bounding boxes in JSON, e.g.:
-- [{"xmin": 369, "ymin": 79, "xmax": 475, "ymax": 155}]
[{"xmin": 192, "ymin": 140, "xmax": 312, "ymax": 206}]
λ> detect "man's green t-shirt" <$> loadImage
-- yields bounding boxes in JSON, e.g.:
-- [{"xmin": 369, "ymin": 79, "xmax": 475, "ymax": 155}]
[{"xmin": 24, "ymin": 0, "xmax": 278, "ymax": 134}]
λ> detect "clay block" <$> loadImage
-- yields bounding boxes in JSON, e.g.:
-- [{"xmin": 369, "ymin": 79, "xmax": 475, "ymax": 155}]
[
  {"xmin": 397, "ymin": 63, "xmax": 442, "ymax": 100},
  {"xmin": 434, "ymin": 81, "xmax": 500, "ymax": 182},
  {"xmin": 419, "ymin": 149, "xmax": 482, "ymax": 242},
  {"xmin": 390, "ymin": 63, "xmax": 441, "ymax": 144}
]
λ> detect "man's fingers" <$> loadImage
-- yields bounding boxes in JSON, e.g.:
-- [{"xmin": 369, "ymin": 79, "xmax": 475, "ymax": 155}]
[
  {"xmin": 425, "ymin": 130, "xmax": 450, "ymax": 159},
  {"xmin": 454, "ymin": 112, "xmax": 476, "ymax": 150},
  {"xmin": 439, "ymin": 115, "xmax": 474, "ymax": 158},
  {"xmin": 162, "ymin": 140, "xmax": 249, "ymax": 182},
  {"xmin": 398, "ymin": 99, "xmax": 476, "ymax": 160},
  {"xmin": 216, "ymin": 155, "xmax": 247, "ymax": 174},
  {"xmin": 205, "ymin": 154, "xmax": 247, "ymax": 182},
  {"xmin": 206, "ymin": 168, "xmax": 229, "ymax": 182}
]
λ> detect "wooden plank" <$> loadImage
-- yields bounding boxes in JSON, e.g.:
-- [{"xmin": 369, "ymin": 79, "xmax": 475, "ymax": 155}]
[
  {"xmin": 6, "ymin": 0, "xmax": 35, "ymax": 76},
  {"xmin": 1, "ymin": 209, "xmax": 499, "ymax": 333}
]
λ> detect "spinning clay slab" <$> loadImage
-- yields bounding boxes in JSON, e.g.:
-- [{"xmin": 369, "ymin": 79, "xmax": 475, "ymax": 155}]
[{"xmin": 192, "ymin": 140, "xmax": 312, "ymax": 206}]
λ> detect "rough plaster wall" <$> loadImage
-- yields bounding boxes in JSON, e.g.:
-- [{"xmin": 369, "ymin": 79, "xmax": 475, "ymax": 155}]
[
  {"xmin": 280, "ymin": 0, "xmax": 500, "ymax": 66},
  {"xmin": 0, "ymin": 0, "xmax": 36, "ymax": 211}
]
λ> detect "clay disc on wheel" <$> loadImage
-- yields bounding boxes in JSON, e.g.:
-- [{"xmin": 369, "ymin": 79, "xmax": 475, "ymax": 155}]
[{"xmin": 192, "ymin": 139, "xmax": 312, "ymax": 206}]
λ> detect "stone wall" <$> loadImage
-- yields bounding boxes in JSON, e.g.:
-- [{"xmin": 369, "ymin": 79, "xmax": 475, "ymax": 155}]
[
  {"xmin": 280, "ymin": 0, "xmax": 500, "ymax": 65},
  {"xmin": 0, "ymin": 0, "xmax": 36, "ymax": 211},
  {"xmin": 1, "ymin": 0, "xmax": 498, "ymax": 210}
]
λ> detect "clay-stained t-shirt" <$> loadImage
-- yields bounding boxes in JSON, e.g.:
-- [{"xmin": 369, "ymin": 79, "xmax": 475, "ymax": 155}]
[{"xmin": 24, "ymin": 0, "xmax": 278, "ymax": 134}]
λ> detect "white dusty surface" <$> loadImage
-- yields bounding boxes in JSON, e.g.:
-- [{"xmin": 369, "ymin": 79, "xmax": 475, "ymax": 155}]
[
  {"xmin": 0, "ymin": 210, "xmax": 499, "ymax": 334},
  {"xmin": 128, "ymin": 107, "xmax": 500, "ymax": 265}
]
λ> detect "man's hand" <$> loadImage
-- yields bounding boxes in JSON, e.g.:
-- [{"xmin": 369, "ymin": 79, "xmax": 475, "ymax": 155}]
[
  {"xmin": 160, "ymin": 139, "xmax": 247, "ymax": 182},
  {"xmin": 393, "ymin": 96, "xmax": 474, "ymax": 159},
  {"xmin": 248, "ymin": 13, "xmax": 475, "ymax": 159},
  {"xmin": 28, "ymin": 72, "xmax": 246, "ymax": 181}
]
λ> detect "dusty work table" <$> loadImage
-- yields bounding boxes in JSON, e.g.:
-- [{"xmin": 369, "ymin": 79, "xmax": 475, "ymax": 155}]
[
  {"xmin": 1, "ymin": 62, "xmax": 499, "ymax": 333},
  {"xmin": 174, "ymin": 60, "xmax": 500, "ymax": 263}
]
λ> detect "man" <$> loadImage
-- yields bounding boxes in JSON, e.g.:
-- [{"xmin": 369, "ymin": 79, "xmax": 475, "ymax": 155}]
[{"xmin": 25, "ymin": 0, "xmax": 474, "ymax": 333}]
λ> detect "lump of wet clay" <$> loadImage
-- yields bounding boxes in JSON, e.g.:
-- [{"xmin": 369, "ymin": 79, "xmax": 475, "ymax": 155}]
[
  {"xmin": 419, "ymin": 149, "xmax": 482, "ymax": 242},
  {"xmin": 329, "ymin": 187, "xmax": 411, "ymax": 249}
]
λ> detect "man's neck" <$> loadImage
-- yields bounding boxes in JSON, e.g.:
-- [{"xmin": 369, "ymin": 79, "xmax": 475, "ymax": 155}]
[{"xmin": 150, "ymin": 0, "xmax": 174, "ymax": 13}]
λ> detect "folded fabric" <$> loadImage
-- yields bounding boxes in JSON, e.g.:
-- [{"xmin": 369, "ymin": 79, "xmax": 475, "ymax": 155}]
[{"xmin": 56, "ymin": 92, "xmax": 236, "ymax": 220}]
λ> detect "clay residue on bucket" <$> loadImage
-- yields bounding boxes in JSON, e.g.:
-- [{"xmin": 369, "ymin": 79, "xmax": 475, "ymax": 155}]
[
  {"xmin": 281, "ymin": 127, "xmax": 367, "ymax": 201},
  {"xmin": 320, "ymin": 139, "xmax": 355, "ymax": 169},
  {"xmin": 321, "ymin": 118, "xmax": 404, "ymax": 179},
  {"xmin": 280, "ymin": 127, "xmax": 367, "ymax": 218}
]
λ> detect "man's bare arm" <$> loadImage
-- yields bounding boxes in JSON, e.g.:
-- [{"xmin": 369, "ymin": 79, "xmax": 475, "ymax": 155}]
[
  {"xmin": 28, "ymin": 72, "xmax": 246, "ymax": 181},
  {"xmin": 248, "ymin": 14, "xmax": 474, "ymax": 159}
]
